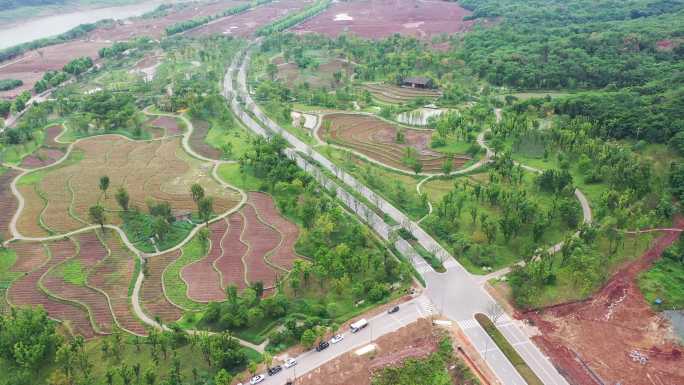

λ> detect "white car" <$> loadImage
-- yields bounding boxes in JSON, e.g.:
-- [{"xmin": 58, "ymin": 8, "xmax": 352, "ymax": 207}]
[
  {"xmin": 331, "ymin": 334, "xmax": 344, "ymax": 344},
  {"xmin": 249, "ymin": 375, "xmax": 265, "ymax": 384},
  {"xmin": 284, "ymin": 358, "xmax": 297, "ymax": 368}
]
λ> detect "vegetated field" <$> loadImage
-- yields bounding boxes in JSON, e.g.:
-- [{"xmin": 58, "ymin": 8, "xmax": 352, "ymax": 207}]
[
  {"xmin": 527, "ymin": 219, "xmax": 684, "ymax": 385},
  {"xmin": 321, "ymin": 113, "xmax": 470, "ymax": 173},
  {"xmin": 275, "ymin": 54, "xmax": 354, "ymax": 89},
  {"xmin": 0, "ymin": 40, "xmax": 109, "ymax": 98},
  {"xmin": 15, "ymin": 135, "xmax": 241, "ymax": 238},
  {"xmin": 7, "ymin": 238, "xmax": 100, "ymax": 338},
  {"xmin": 0, "ymin": 168, "xmax": 20, "ymax": 241},
  {"xmin": 363, "ymin": 83, "xmax": 442, "ymax": 104},
  {"xmin": 170, "ymin": 192, "xmax": 301, "ymax": 307},
  {"xmin": 186, "ymin": 0, "xmax": 310, "ymax": 38},
  {"xmin": 291, "ymin": 0, "xmax": 478, "ymax": 39},
  {"xmin": 19, "ymin": 124, "xmax": 67, "ymax": 168}
]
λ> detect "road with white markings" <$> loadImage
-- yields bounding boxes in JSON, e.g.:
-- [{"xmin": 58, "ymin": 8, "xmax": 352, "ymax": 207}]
[{"xmin": 224, "ymin": 45, "xmax": 569, "ymax": 385}]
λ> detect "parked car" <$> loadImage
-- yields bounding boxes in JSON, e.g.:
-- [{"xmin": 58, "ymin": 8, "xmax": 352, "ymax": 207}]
[
  {"xmin": 316, "ymin": 341, "xmax": 330, "ymax": 352},
  {"xmin": 388, "ymin": 306, "xmax": 400, "ymax": 314},
  {"xmin": 284, "ymin": 358, "xmax": 297, "ymax": 368},
  {"xmin": 267, "ymin": 365, "xmax": 282, "ymax": 376},
  {"xmin": 249, "ymin": 374, "xmax": 265, "ymax": 384},
  {"xmin": 350, "ymin": 318, "xmax": 368, "ymax": 333},
  {"xmin": 331, "ymin": 334, "xmax": 344, "ymax": 344}
]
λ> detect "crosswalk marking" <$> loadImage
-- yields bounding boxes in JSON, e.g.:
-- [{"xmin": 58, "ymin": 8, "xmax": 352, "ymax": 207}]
[{"xmin": 458, "ymin": 318, "xmax": 479, "ymax": 330}]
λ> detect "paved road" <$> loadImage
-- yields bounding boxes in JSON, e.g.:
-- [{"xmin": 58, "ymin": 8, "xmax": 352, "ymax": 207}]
[
  {"xmin": 253, "ymin": 297, "xmax": 427, "ymax": 385},
  {"xmin": 225, "ymin": 46, "xmax": 569, "ymax": 385}
]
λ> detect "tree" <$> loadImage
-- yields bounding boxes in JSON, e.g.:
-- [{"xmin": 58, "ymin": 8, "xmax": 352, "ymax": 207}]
[
  {"xmin": 197, "ymin": 227, "xmax": 210, "ymax": 253},
  {"xmin": 300, "ymin": 328, "xmax": 317, "ymax": 348},
  {"xmin": 214, "ymin": 369, "xmax": 232, "ymax": 385},
  {"xmin": 99, "ymin": 176, "xmax": 110, "ymax": 199},
  {"xmin": 152, "ymin": 216, "xmax": 171, "ymax": 242},
  {"xmin": 115, "ymin": 187, "xmax": 129, "ymax": 211},
  {"xmin": 248, "ymin": 360, "xmax": 258, "ymax": 378},
  {"xmin": 263, "ymin": 352, "xmax": 273, "ymax": 369},
  {"xmin": 89, "ymin": 205, "xmax": 106, "ymax": 229},
  {"xmin": 191, "ymin": 183, "xmax": 205, "ymax": 203},
  {"xmin": 413, "ymin": 160, "xmax": 423, "ymax": 175},
  {"xmin": 198, "ymin": 196, "xmax": 214, "ymax": 223},
  {"xmin": 144, "ymin": 367, "xmax": 157, "ymax": 385},
  {"xmin": 441, "ymin": 156, "xmax": 453, "ymax": 175}
]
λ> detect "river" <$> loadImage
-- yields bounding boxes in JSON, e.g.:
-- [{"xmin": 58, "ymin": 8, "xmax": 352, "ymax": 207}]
[{"xmin": 0, "ymin": 0, "xmax": 176, "ymax": 49}]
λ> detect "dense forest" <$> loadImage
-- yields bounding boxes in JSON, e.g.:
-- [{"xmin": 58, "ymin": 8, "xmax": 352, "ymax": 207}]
[{"xmin": 460, "ymin": 0, "xmax": 684, "ymax": 144}]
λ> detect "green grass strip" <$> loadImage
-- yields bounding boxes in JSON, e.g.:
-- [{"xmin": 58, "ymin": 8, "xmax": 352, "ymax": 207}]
[
  {"xmin": 162, "ymin": 236, "xmax": 208, "ymax": 312},
  {"xmin": 475, "ymin": 313, "xmax": 544, "ymax": 385}
]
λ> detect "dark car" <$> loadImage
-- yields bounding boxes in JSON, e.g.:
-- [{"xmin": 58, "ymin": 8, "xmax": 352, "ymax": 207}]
[
  {"xmin": 315, "ymin": 341, "xmax": 330, "ymax": 352},
  {"xmin": 388, "ymin": 306, "xmax": 400, "ymax": 314},
  {"xmin": 267, "ymin": 365, "xmax": 282, "ymax": 376}
]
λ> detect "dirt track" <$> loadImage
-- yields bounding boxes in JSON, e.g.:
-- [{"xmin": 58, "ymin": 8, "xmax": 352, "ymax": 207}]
[{"xmin": 526, "ymin": 216, "xmax": 684, "ymax": 385}]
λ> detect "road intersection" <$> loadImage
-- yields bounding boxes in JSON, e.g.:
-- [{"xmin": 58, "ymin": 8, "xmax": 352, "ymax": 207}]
[{"xmin": 223, "ymin": 45, "xmax": 569, "ymax": 385}]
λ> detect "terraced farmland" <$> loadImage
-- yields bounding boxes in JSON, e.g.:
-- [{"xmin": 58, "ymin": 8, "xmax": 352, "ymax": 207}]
[
  {"xmin": 180, "ymin": 219, "xmax": 229, "ymax": 302},
  {"xmin": 321, "ymin": 113, "xmax": 470, "ymax": 173},
  {"xmin": 15, "ymin": 135, "xmax": 241, "ymax": 237},
  {"xmin": 363, "ymin": 83, "xmax": 441, "ymax": 104},
  {"xmin": 168, "ymin": 193, "xmax": 301, "ymax": 305},
  {"xmin": 43, "ymin": 232, "xmax": 115, "ymax": 334},
  {"xmin": 7, "ymin": 239, "xmax": 98, "ymax": 338},
  {"xmin": 140, "ymin": 250, "xmax": 183, "ymax": 324},
  {"xmin": 0, "ymin": 168, "xmax": 20, "ymax": 240},
  {"xmin": 189, "ymin": 119, "xmax": 222, "ymax": 160},
  {"xmin": 90, "ymin": 230, "xmax": 146, "ymax": 335}
]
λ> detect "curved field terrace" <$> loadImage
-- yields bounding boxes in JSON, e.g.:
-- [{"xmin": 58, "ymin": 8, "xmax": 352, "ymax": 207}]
[
  {"xmin": 363, "ymin": 83, "xmax": 442, "ymax": 104},
  {"xmin": 15, "ymin": 135, "xmax": 241, "ymax": 238},
  {"xmin": 140, "ymin": 249, "xmax": 183, "ymax": 324},
  {"xmin": 177, "ymin": 193, "xmax": 302, "ymax": 300},
  {"xmin": 0, "ymin": 168, "xmax": 20, "ymax": 240},
  {"xmin": 321, "ymin": 113, "xmax": 470, "ymax": 173},
  {"xmin": 19, "ymin": 125, "xmax": 68, "ymax": 169},
  {"xmin": 7, "ymin": 238, "xmax": 99, "ymax": 338}
]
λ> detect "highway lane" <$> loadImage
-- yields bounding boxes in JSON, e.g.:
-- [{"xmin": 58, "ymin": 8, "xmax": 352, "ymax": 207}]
[{"xmin": 225, "ymin": 46, "xmax": 569, "ymax": 385}]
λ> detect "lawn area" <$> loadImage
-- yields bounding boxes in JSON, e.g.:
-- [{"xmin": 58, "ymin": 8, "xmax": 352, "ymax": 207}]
[
  {"xmin": 204, "ymin": 121, "xmax": 252, "ymax": 160},
  {"xmin": 216, "ymin": 163, "xmax": 263, "ymax": 191},
  {"xmin": 475, "ymin": 313, "xmax": 543, "ymax": 385},
  {"xmin": 162, "ymin": 236, "xmax": 208, "ymax": 312},
  {"xmin": 639, "ymin": 257, "xmax": 684, "ymax": 311},
  {"xmin": 321, "ymin": 145, "xmax": 428, "ymax": 220},
  {"xmin": 55, "ymin": 259, "xmax": 87, "ymax": 286},
  {"xmin": 121, "ymin": 211, "xmax": 195, "ymax": 254}
]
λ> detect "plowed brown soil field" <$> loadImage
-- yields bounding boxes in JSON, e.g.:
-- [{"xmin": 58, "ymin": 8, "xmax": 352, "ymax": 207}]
[
  {"xmin": 8, "ymin": 238, "xmax": 98, "ymax": 338},
  {"xmin": 181, "ymin": 219, "xmax": 228, "ymax": 302},
  {"xmin": 140, "ymin": 249, "xmax": 183, "ymax": 324},
  {"xmin": 526, "ymin": 217, "xmax": 684, "ymax": 385},
  {"xmin": 187, "ymin": 0, "xmax": 309, "ymax": 38},
  {"xmin": 42, "ymin": 232, "xmax": 115, "ymax": 334},
  {"xmin": 292, "ymin": 0, "xmax": 478, "ymax": 40},
  {"xmin": 16, "ymin": 135, "xmax": 240, "ymax": 237},
  {"xmin": 0, "ymin": 168, "xmax": 20, "ymax": 240},
  {"xmin": 214, "ymin": 212, "xmax": 248, "ymax": 290},
  {"xmin": 248, "ymin": 192, "xmax": 300, "ymax": 271},
  {"xmin": 89, "ymin": 230, "xmax": 146, "ymax": 335},
  {"xmin": 240, "ymin": 205, "xmax": 279, "ymax": 288}
]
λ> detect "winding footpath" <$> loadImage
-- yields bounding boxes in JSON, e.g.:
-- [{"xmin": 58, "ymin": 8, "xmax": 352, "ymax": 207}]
[{"xmin": 225, "ymin": 44, "xmax": 571, "ymax": 385}]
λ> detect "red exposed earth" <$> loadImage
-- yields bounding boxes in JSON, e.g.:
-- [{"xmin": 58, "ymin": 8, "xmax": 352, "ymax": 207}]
[
  {"xmin": 526, "ymin": 216, "xmax": 684, "ymax": 385},
  {"xmin": 291, "ymin": 0, "xmax": 479, "ymax": 40}
]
